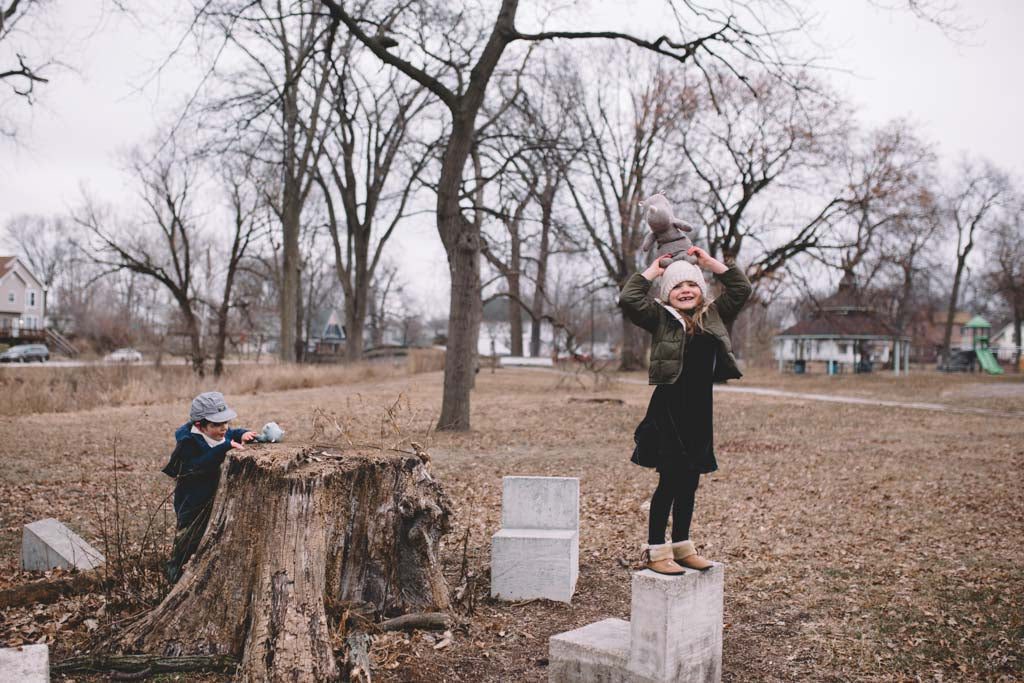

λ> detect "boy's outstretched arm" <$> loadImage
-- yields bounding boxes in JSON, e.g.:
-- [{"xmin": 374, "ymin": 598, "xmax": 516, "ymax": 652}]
[{"xmin": 184, "ymin": 440, "xmax": 235, "ymax": 470}]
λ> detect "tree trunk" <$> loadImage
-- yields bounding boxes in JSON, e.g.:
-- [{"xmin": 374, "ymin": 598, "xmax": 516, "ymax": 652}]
[
  {"xmin": 344, "ymin": 300, "xmax": 365, "ymax": 361},
  {"xmin": 438, "ymin": 238, "xmax": 481, "ymax": 430},
  {"xmin": 280, "ymin": 194, "xmax": 301, "ymax": 363},
  {"xmin": 182, "ymin": 307, "xmax": 205, "ymax": 377},
  {"xmin": 294, "ymin": 267, "xmax": 306, "ymax": 363},
  {"xmin": 531, "ymin": 182, "xmax": 554, "ymax": 357},
  {"xmin": 213, "ymin": 310, "xmax": 228, "ymax": 378},
  {"xmin": 112, "ymin": 446, "xmax": 451, "ymax": 682},
  {"xmin": 619, "ymin": 310, "xmax": 646, "ymax": 371},
  {"xmin": 508, "ymin": 278, "xmax": 523, "ymax": 357},
  {"xmin": 941, "ymin": 258, "xmax": 967, "ymax": 366}
]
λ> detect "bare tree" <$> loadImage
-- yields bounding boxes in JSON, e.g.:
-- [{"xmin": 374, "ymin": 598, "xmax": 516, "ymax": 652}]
[
  {"xmin": 878, "ymin": 192, "xmax": 944, "ymax": 336},
  {"xmin": 76, "ymin": 149, "xmax": 209, "ymax": 375},
  {"xmin": 477, "ymin": 59, "xmax": 582, "ymax": 358},
  {"xmin": 186, "ymin": 1, "xmax": 340, "ymax": 362},
  {"xmin": 815, "ymin": 121, "xmax": 935, "ymax": 286},
  {"xmin": 3, "ymin": 213, "xmax": 73, "ymax": 290},
  {"xmin": 0, "ymin": 0, "xmax": 51, "ymax": 136},
  {"xmin": 564, "ymin": 54, "xmax": 691, "ymax": 369},
  {"xmin": 300, "ymin": 222, "xmax": 342, "ymax": 359},
  {"xmin": 320, "ymin": 0, "xmax": 823, "ymax": 429},
  {"xmin": 939, "ymin": 159, "xmax": 1008, "ymax": 364},
  {"xmin": 209, "ymin": 161, "xmax": 265, "ymax": 376},
  {"xmin": 316, "ymin": 38, "xmax": 431, "ymax": 360},
  {"xmin": 365, "ymin": 260, "xmax": 400, "ymax": 348},
  {"xmin": 678, "ymin": 69, "xmax": 850, "ymax": 289}
]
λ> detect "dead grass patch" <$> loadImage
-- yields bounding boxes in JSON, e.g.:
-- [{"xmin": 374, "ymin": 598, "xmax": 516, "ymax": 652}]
[
  {"xmin": 0, "ymin": 358, "xmax": 439, "ymax": 417},
  {"xmin": 0, "ymin": 367, "xmax": 1020, "ymax": 681}
]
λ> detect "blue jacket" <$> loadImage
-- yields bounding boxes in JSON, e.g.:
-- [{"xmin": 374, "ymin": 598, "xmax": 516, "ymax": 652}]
[{"xmin": 162, "ymin": 422, "xmax": 249, "ymax": 527}]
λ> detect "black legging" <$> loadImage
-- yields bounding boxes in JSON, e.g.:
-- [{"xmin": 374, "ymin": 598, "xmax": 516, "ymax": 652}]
[{"xmin": 647, "ymin": 469, "xmax": 701, "ymax": 546}]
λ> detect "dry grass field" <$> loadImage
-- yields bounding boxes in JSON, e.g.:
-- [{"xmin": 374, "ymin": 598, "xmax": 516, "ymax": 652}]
[{"xmin": 0, "ymin": 363, "xmax": 1021, "ymax": 681}]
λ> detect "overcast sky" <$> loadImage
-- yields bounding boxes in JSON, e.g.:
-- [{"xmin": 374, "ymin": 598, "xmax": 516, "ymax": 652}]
[{"xmin": 1, "ymin": 1, "xmax": 1021, "ymax": 315}]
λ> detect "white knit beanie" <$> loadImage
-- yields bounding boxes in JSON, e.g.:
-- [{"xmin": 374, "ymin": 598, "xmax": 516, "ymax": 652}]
[{"xmin": 659, "ymin": 260, "xmax": 708, "ymax": 302}]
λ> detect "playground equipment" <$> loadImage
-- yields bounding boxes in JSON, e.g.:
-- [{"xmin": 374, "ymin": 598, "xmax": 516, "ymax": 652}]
[
  {"xmin": 964, "ymin": 316, "xmax": 1004, "ymax": 375},
  {"xmin": 975, "ymin": 348, "xmax": 1004, "ymax": 375}
]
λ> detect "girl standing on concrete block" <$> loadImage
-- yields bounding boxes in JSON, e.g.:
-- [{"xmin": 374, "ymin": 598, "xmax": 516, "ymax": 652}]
[{"xmin": 619, "ymin": 246, "xmax": 752, "ymax": 574}]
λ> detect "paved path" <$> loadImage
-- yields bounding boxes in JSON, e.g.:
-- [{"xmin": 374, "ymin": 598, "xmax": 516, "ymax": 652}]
[
  {"xmin": 710, "ymin": 384, "xmax": 1023, "ymax": 419},
  {"xmin": 515, "ymin": 367, "xmax": 1023, "ymax": 419}
]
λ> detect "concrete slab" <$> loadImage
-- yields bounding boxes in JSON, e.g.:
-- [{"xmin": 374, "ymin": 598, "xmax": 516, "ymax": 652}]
[
  {"xmin": 0, "ymin": 643, "xmax": 50, "ymax": 683},
  {"xmin": 22, "ymin": 518, "xmax": 105, "ymax": 571},
  {"xmin": 501, "ymin": 476, "xmax": 579, "ymax": 531},
  {"xmin": 628, "ymin": 565, "xmax": 724, "ymax": 683},
  {"xmin": 491, "ymin": 528, "xmax": 579, "ymax": 602},
  {"xmin": 548, "ymin": 618, "xmax": 629, "ymax": 683},
  {"xmin": 548, "ymin": 566, "xmax": 725, "ymax": 683}
]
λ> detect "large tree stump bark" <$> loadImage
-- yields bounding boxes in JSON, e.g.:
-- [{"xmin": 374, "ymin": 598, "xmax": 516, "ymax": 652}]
[{"xmin": 114, "ymin": 445, "xmax": 451, "ymax": 682}]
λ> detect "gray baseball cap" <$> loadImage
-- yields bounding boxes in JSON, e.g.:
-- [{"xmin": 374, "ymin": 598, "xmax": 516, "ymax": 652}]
[{"xmin": 189, "ymin": 391, "xmax": 238, "ymax": 423}]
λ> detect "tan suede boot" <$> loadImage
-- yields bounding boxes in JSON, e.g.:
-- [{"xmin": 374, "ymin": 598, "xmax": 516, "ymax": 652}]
[
  {"xmin": 671, "ymin": 540, "xmax": 713, "ymax": 571},
  {"xmin": 642, "ymin": 543, "xmax": 686, "ymax": 575}
]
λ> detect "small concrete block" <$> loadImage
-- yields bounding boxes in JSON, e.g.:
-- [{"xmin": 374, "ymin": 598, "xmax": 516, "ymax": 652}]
[
  {"xmin": 548, "ymin": 618, "xmax": 629, "ymax": 683},
  {"xmin": 501, "ymin": 476, "xmax": 579, "ymax": 530},
  {"xmin": 491, "ymin": 528, "xmax": 578, "ymax": 602},
  {"xmin": 0, "ymin": 643, "xmax": 50, "ymax": 683},
  {"xmin": 627, "ymin": 565, "xmax": 724, "ymax": 683},
  {"xmin": 22, "ymin": 518, "xmax": 105, "ymax": 571}
]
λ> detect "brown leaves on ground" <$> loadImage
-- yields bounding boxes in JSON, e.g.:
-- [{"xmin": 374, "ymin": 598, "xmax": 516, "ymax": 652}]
[{"xmin": 0, "ymin": 366, "xmax": 1021, "ymax": 681}]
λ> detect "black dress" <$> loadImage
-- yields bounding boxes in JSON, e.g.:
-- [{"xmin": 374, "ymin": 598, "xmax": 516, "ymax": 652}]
[{"xmin": 644, "ymin": 331, "xmax": 718, "ymax": 474}]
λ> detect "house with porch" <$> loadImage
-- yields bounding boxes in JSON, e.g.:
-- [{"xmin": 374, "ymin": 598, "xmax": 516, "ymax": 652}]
[
  {"xmin": 990, "ymin": 320, "xmax": 1022, "ymax": 367},
  {"xmin": 774, "ymin": 273, "xmax": 911, "ymax": 375},
  {"xmin": 0, "ymin": 256, "xmax": 46, "ymax": 341}
]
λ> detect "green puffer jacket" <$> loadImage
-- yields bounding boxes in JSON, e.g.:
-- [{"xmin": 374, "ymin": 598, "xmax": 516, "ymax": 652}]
[{"xmin": 618, "ymin": 266, "xmax": 752, "ymax": 384}]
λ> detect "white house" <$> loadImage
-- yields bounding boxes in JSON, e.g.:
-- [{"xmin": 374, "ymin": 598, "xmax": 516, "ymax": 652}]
[
  {"xmin": 990, "ymin": 321, "xmax": 1022, "ymax": 364},
  {"xmin": 479, "ymin": 320, "xmax": 556, "ymax": 357},
  {"xmin": 0, "ymin": 256, "xmax": 46, "ymax": 337}
]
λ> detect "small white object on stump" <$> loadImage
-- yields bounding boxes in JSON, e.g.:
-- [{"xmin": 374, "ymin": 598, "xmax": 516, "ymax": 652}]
[
  {"xmin": 491, "ymin": 476, "xmax": 579, "ymax": 602},
  {"xmin": 21, "ymin": 518, "xmax": 104, "ymax": 571},
  {"xmin": 0, "ymin": 643, "xmax": 50, "ymax": 683},
  {"xmin": 548, "ymin": 564, "xmax": 724, "ymax": 683}
]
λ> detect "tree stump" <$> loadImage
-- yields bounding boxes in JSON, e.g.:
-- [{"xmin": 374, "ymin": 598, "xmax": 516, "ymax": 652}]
[{"xmin": 113, "ymin": 445, "xmax": 451, "ymax": 682}]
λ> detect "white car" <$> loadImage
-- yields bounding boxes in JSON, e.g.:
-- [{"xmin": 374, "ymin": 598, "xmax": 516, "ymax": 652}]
[{"xmin": 105, "ymin": 347, "xmax": 143, "ymax": 363}]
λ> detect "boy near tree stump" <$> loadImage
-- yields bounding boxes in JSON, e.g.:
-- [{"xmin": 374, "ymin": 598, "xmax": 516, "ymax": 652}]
[{"xmin": 161, "ymin": 391, "xmax": 256, "ymax": 583}]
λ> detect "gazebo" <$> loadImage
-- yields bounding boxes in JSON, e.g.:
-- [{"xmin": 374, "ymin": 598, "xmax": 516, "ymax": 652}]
[{"xmin": 774, "ymin": 273, "xmax": 912, "ymax": 375}]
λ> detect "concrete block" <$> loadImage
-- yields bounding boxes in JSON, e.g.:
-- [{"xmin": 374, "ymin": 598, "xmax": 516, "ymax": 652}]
[
  {"xmin": 21, "ymin": 518, "xmax": 105, "ymax": 571},
  {"xmin": 501, "ymin": 476, "xmax": 579, "ymax": 531},
  {"xmin": 0, "ymin": 643, "xmax": 50, "ymax": 683},
  {"xmin": 548, "ymin": 618, "xmax": 629, "ymax": 683},
  {"xmin": 627, "ymin": 565, "xmax": 724, "ymax": 683},
  {"xmin": 491, "ymin": 528, "xmax": 578, "ymax": 602}
]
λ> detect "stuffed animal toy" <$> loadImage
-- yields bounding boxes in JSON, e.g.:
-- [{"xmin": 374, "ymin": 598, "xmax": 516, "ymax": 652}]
[
  {"xmin": 639, "ymin": 193, "xmax": 698, "ymax": 267},
  {"xmin": 254, "ymin": 422, "xmax": 286, "ymax": 443}
]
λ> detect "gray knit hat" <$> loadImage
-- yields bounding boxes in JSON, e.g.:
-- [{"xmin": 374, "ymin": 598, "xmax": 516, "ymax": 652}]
[
  {"xmin": 659, "ymin": 260, "xmax": 709, "ymax": 302},
  {"xmin": 189, "ymin": 391, "xmax": 237, "ymax": 423}
]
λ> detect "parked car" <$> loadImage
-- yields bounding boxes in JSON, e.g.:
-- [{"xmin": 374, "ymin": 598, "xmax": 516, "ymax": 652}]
[
  {"xmin": 105, "ymin": 347, "xmax": 143, "ymax": 363},
  {"xmin": 0, "ymin": 344, "xmax": 50, "ymax": 363}
]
